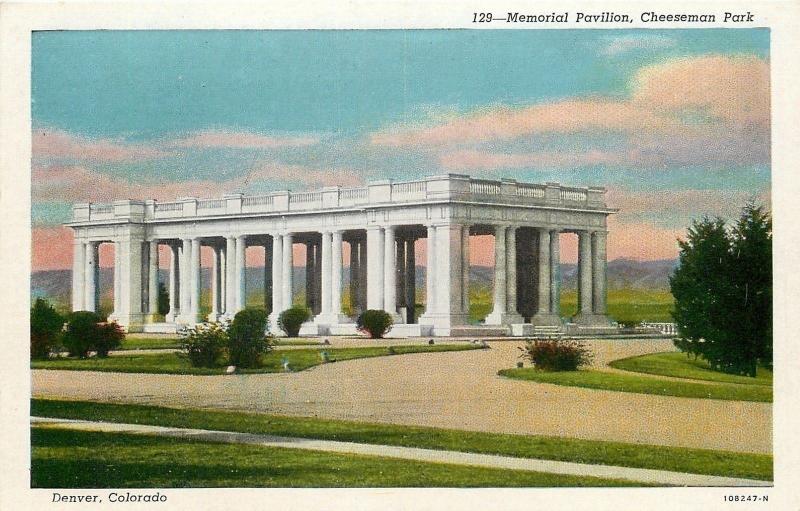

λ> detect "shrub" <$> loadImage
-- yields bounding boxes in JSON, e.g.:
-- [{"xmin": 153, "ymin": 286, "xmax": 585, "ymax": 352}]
[
  {"xmin": 94, "ymin": 322, "xmax": 125, "ymax": 357},
  {"xmin": 180, "ymin": 321, "xmax": 228, "ymax": 368},
  {"xmin": 229, "ymin": 308, "xmax": 273, "ymax": 368},
  {"xmin": 518, "ymin": 340, "xmax": 593, "ymax": 372},
  {"xmin": 30, "ymin": 298, "xmax": 64, "ymax": 360},
  {"xmin": 63, "ymin": 311, "xmax": 102, "ymax": 358},
  {"xmin": 277, "ymin": 307, "xmax": 310, "ymax": 338},
  {"xmin": 356, "ymin": 310, "xmax": 393, "ymax": 339}
]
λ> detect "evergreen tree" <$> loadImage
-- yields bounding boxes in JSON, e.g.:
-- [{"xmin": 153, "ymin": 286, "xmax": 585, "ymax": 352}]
[
  {"xmin": 669, "ymin": 203, "xmax": 772, "ymax": 376},
  {"xmin": 157, "ymin": 281, "xmax": 170, "ymax": 316}
]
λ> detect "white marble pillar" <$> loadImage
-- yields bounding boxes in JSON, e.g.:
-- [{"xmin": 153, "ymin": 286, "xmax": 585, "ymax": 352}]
[
  {"xmin": 405, "ymin": 238, "xmax": 416, "ymax": 323},
  {"xmin": 147, "ymin": 241, "xmax": 159, "ymax": 319},
  {"xmin": 112, "ymin": 242, "xmax": 121, "ymax": 316},
  {"xmin": 349, "ymin": 240, "xmax": 359, "ymax": 314},
  {"xmin": 282, "ymin": 233, "xmax": 293, "ymax": 309},
  {"xmin": 190, "ymin": 238, "xmax": 201, "ymax": 322},
  {"xmin": 577, "ymin": 230, "xmax": 593, "ymax": 316},
  {"xmin": 320, "ymin": 231, "xmax": 332, "ymax": 316},
  {"xmin": 264, "ymin": 241, "xmax": 272, "ymax": 313},
  {"xmin": 236, "ymin": 235, "xmax": 246, "ymax": 312},
  {"xmin": 358, "ymin": 239, "xmax": 368, "ymax": 312},
  {"xmin": 305, "ymin": 242, "xmax": 316, "ymax": 312},
  {"xmin": 114, "ymin": 235, "xmax": 145, "ymax": 331},
  {"xmin": 506, "ymin": 226, "xmax": 519, "ymax": 316},
  {"xmin": 423, "ymin": 225, "xmax": 436, "ymax": 316},
  {"xmin": 383, "ymin": 226, "xmax": 399, "ymax": 318},
  {"xmin": 209, "ymin": 246, "xmax": 220, "ymax": 321},
  {"xmin": 550, "ymin": 231, "xmax": 561, "ymax": 316},
  {"xmin": 331, "ymin": 230, "xmax": 343, "ymax": 317},
  {"xmin": 486, "ymin": 226, "xmax": 507, "ymax": 324},
  {"xmin": 225, "ymin": 236, "xmax": 237, "ymax": 317},
  {"xmin": 592, "ymin": 231, "xmax": 608, "ymax": 315},
  {"xmin": 219, "ymin": 246, "xmax": 226, "ymax": 316},
  {"xmin": 420, "ymin": 224, "xmax": 469, "ymax": 332},
  {"xmin": 366, "ymin": 226, "xmax": 384, "ymax": 310},
  {"xmin": 461, "ymin": 226, "xmax": 470, "ymax": 315},
  {"xmin": 178, "ymin": 238, "xmax": 191, "ymax": 322},
  {"xmin": 71, "ymin": 240, "xmax": 85, "ymax": 311},
  {"xmin": 166, "ymin": 244, "xmax": 179, "ymax": 322},
  {"xmin": 269, "ymin": 234, "xmax": 283, "ymax": 326},
  {"xmin": 531, "ymin": 229, "xmax": 560, "ymax": 326},
  {"xmin": 84, "ymin": 242, "xmax": 98, "ymax": 312}
]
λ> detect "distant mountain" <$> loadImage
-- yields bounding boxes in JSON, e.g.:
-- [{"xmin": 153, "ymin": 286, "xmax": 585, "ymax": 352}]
[{"xmin": 31, "ymin": 258, "xmax": 677, "ymax": 309}]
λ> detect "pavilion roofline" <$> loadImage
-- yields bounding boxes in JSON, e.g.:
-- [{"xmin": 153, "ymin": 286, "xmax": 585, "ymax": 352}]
[{"xmin": 68, "ymin": 173, "xmax": 611, "ymax": 225}]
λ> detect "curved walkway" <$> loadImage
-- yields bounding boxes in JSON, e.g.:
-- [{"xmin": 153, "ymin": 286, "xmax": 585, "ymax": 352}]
[{"xmin": 31, "ymin": 338, "xmax": 772, "ymax": 454}]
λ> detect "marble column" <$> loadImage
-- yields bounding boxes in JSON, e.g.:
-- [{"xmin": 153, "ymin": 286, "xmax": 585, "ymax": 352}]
[
  {"xmin": 366, "ymin": 226, "xmax": 384, "ymax": 310},
  {"xmin": 405, "ymin": 238, "xmax": 416, "ymax": 324},
  {"xmin": 190, "ymin": 238, "xmax": 201, "ymax": 322},
  {"xmin": 422, "ymin": 225, "xmax": 436, "ymax": 316},
  {"xmin": 575, "ymin": 230, "xmax": 594, "ymax": 321},
  {"xmin": 549, "ymin": 231, "xmax": 561, "ymax": 316},
  {"xmin": 166, "ymin": 243, "xmax": 179, "ymax": 322},
  {"xmin": 461, "ymin": 226, "xmax": 470, "ymax": 315},
  {"xmin": 264, "ymin": 240, "xmax": 272, "ymax": 313},
  {"xmin": 236, "ymin": 235, "xmax": 246, "ymax": 313},
  {"xmin": 531, "ymin": 229, "xmax": 560, "ymax": 326},
  {"xmin": 178, "ymin": 238, "xmax": 191, "ymax": 322},
  {"xmin": 112, "ymin": 242, "xmax": 121, "ymax": 317},
  {"xmin": 71, "ymin": 240, "xmax": 85, "ymax": 311},
  {"xmin": 219, "ymin": 245, "xmax": 226, "ymax": 316},
  {"xmin": 84, "ymin": 241, "xmax": 98, "ymax": 312},
  {"xmin": 269, "ymin": 234, "xmax": 283, "ymax": 327},
  {"xmin": 506, "ymin": 226, "xmax": 519, "ymax": 317},
  {"xmin": 349, "ymin": 239, "xmax": 359, "ymax": 315},
  {"xmin": 383, "ymin": 226, "xmax": 399, "ymax": 319},
  {"xmin": 419, "ymin": 224, "xmax": 469, "ymax": 332},
  {"xmin": 320, "ymin": 231, "xmax": 332, "ymax": 316},
  {"xmin": 592, "ymin": 231, "xmax": 608, "ymax": 316},
  {"xmin": 225, "ymin": 236, "xmax": 237, "ymax": 317},
  {"xmin": 358, "ymin": 239, "xmax": 368, "ymax": 312},
  {"xmin": 147, "ymin": 241, "xmax": 159, "ymax": 320},
  {"xmin": 485, "ymin": 227, "xmax": 507, "ymax": 325},
  {"xmin": 282, "ymin": 233, "xmax": 293, "ymax": 310},
  {"xmin": 331, "ymin": 230, "xmax": 344, "ymax": 317},
  {"xmin": 209, "ymin": 245, "xmax": 220, "ymax": 321},
  {"xmin": 305, "ymin": 241, "xmax": 316, "ymax": 312},
  {"xmin": 114, "ymin": 235, "xmax": 145, "ymax": 331}
]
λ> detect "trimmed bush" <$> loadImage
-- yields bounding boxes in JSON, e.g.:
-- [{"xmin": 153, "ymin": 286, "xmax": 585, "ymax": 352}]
[
  {"xmin": 93, "ymin": 322, "xmax": 125, "ymax": 357},
  {"xmin": 356, "ymin": 310, "xmax": 393, "ymax": 339},
  {"xmin": 518, "ymin": 340, "xmax": 593, "ymax": 372},
  {"xmin": 277, "ymin": 307, "xmax": 310, "ymax": 338},
  {"xmin": 229, "ymin": 308, "xmax": 272, "ymax": 368},
  {"xmin": 180, "ymin": 321, "xmax": 228, "ymax": 368},
  {"xmin": 30, "ymin": 298, "xmax": 63, "ymax": 360},
  {"xmin": 62, "ymin": 311, "xmax": 102, "ymax": 358}
]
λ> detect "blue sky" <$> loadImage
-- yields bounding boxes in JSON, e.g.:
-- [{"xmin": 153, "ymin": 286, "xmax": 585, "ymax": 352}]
[{"xmin": 31, "ymin": 29, "xmax": 771, "ymax": 267}]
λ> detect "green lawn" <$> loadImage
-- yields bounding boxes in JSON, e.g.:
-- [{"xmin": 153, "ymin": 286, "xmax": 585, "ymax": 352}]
[
  {"xmin": 31, "ymin": 399, "xmax": 772, "ymax": 481},
  {"xmin": 32, "ymin": 344, "xmax": 481, "ymax": 375},
  {"xmin": 119, "ymin": 336, "xmax": 322, "ymax": 350},
  {"xmin": 31, "ymin": 427, "xmax": 638, "ymax": 487},
  {"xmin": 498, "ymin": 368, "xmax": 772, "ymax": 403},
  {"xmin": 609, "ymin": 352, "xmax": 773, "ymax": 386}
]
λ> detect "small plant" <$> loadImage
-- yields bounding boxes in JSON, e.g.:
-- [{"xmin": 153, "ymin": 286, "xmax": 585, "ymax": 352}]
[
  {"xmin": 228, "ymin": 308, "xmax": 273, "ymax": 368},
  {"xmin": 30, "ymin": 298, "xmax": 64, "ymax": 360},
  {"xmin": 93, "ymin": 321, "xmax": 125, "ymax": 357},
  {"xmin": 518, "ymin": 340, "xmax": 594, "ymax": 372},
  {"xmin": 62, "ymin": 311, "xmax": 103, "ymax": 358},
  {"xmin": 180, "ymin": 321, "xmax": 228, "ymax": 368},
  {"xmin": 356, "ymin": 310, "xmax": 393, "ymax": 339},
  {"xmin": 277, "ymin": 307, "xmax": 311, "ymax": 338}
]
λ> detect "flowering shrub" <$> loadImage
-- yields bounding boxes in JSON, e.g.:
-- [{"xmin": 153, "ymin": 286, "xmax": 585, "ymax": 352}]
[
  {"xmin": 180, "ymin": 321, "xmax": 228, "ymax": 368},
  {"xmin": 518, "ymin": 340, "xmax": 593, "ymax": 371}
]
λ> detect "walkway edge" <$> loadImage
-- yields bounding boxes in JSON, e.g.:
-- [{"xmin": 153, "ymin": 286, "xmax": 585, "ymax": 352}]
[{"xmin": 30, "ymin": 417, "xmax": 770, "ymax": 487}]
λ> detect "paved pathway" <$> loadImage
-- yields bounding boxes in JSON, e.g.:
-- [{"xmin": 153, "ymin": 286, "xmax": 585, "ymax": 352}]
[
  {"xmin": 30, "ymin": 417, "xmax": 769, "ymax": 487},
  {"xmin": 31, "ymin": 339, "xmax": 772, "ymax": 453}
]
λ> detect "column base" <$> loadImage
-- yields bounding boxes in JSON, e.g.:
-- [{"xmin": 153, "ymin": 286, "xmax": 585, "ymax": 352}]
[
  {"xmin": 106, "ymin": 313, "xmax": 145, "ymax": 333},
  {"xmin": 418, "ymin": 312, "xmax": 470, "ymax": 330},
  {"xmin": 144, "ymin": 313, "xmax": 162, "ymax": 323},
  {"xmin": 484, "ymin": 310, "xmax": 524, "ymax": 326},
  {"xmin": 268, "ymin": 312, "xmax": 283, "ymax": 334},
  {"xmin": 572, "ymin": 312, "xmax": 612, "ymax": 326},
  {"xmin": 530, "ymin": 313, "xmax": 563, "ymax": 327},
  {"xmin": 313, "ymin": 312, "xmax": 352, "ymax": 325},
  {"xmin": 165, "ymin": 310, "xmax": 179, "ymax": 323},
  {"xmin": 206, "ymin": 312, "xmax": 222, "ymax": 323},
  {"xmin": 176, "ymin": 313, "xmax": 203, "ymax": 325}
]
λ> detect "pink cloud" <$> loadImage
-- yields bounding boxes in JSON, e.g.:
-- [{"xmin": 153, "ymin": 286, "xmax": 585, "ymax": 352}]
[
  {"xmin": 606, "ymin": 217, "xmax": 683, "ymax": 261},
  {"xmin": 606, "ymin": 187, "xmax": 770, "ymax": 220},
  {"xmin": 167, "ymin": 130, "xmax": 319, "ymax": 149},
  {"xmin": 33, "ymin": 128, "xmax": 173, "ymax": 162}
]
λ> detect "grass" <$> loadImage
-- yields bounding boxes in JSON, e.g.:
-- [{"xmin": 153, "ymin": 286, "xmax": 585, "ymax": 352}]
[
  {"xmin": 31, "ymin": 399, "xmax": 772, "ymax": 481},
  {"xmin": 118, "ymin": 336, "xmax": 321, "ymax": 350},
  {"xmin": 32, "ymin": 344, "xmax": 481, "ymax": 375},
  {"xmin": 498, "ymin": 368, "xmax": 772, "ymax": 403},
  {"xmin": 31, "ymin": 427, "xmax": 639, "ymax": 487},
  {"xmin": 609, "ymin": 352, "xmax": 773, "ymax": 386}
]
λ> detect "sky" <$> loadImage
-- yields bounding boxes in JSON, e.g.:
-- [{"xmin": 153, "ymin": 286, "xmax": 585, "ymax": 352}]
[{"xmin": 31, "ymin": 29, "xmax": 770, "ymax": 270}]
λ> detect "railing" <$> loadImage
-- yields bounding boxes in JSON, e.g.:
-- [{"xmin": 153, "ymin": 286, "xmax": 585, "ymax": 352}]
[
  {"xmin": 560, "ymin": 188, "xmax": 588, "ymax": 202},
  {"xmin": 641, "ymin": 322, "xmax": 678, "ymax": 335},
  {"xmin": 197, "ymin": 199, "xmax": 225, "ymax": 209},
  {"xmin": 470, "ymin": 180, "xmax": 501, "ymax": 195},
  {"xmin": 73, "ymin": 175, "xmax": 608, "ymax": 222},
  {"xmin": 242, "ymin": 195, "xmax": 273, "ymax": 207},
  {"xmin": 154, "ymin": 202, "xmax": 183, "ymax": 212},
  {"xmin": 516, "ymin": 184, "xmax": 546, "ymax": 198}
]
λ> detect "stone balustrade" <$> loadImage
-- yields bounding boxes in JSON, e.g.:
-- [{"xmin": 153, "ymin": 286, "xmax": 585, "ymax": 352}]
[{"xmin": 70, "ymin": 174, "xmax": 608, "ymax": 223}]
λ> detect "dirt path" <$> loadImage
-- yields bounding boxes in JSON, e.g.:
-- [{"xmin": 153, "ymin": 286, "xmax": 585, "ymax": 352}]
[{"xmin": 31, "ymin": 338, "xmax": 772, "ymax": 454}]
